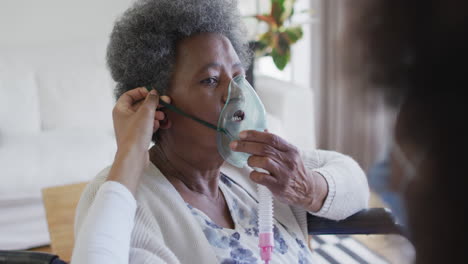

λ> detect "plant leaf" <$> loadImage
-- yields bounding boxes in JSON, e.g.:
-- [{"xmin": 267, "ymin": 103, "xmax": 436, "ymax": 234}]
[
  {"xmin": 271, "ymin": 0, "xmax": 286, "ymax": 27},
  {"xmin": 277, "ymin": 32, "xmax": 292, "ymax": 54},
  {"xmin": 255, "ymin": 32, "xmax": 272, "ymax": 56},
  {"xmin": 284, "ymin": 26, "xmax": 303, "ymax": 44},
  {"xmin": 281, "ymin": 0, "xmax": 296, "ymax": 23},
  {"xmin": 272, "ymin": 46, "xmax": 290, "ymax": 70},
  {"xmin": 254, "ymin": 14, "xmax": 277, "ymax": 27},
  {"xmin": 258, "ymin": 32, "xmax": 273, "ymax": 47}
]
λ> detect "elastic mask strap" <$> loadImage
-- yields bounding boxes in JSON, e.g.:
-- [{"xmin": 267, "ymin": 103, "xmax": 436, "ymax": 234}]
[
  {"xmin": 158, "ymin": 100, "xmax": 218, "ymax": 130},
  {"xmin": 145, "ymin": 86, "xmax": 229, "ymax": 135}
]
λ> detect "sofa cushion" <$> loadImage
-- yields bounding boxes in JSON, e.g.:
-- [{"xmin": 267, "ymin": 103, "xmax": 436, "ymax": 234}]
[
  {"xmin": 0, "ymin": 128, "xmax": 116, "ymax": 198},
  {"xmin": 37, "ymin": 65, "xmax": 115, "ymax": 132},
  {"xmin": 0, "ymin": 62, "xmax": 41, "ymax": 136}
]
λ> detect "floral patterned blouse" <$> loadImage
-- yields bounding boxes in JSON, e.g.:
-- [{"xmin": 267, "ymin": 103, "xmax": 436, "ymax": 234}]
[{"xmin": 186, "ymin": 174, "xmax": 314, "ymax": 264}]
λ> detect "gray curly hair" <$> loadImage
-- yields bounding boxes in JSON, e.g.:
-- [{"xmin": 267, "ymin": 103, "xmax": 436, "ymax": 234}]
[{"xmin": 107, "ymin": 0, "xmax": 252, "ymax": 99}]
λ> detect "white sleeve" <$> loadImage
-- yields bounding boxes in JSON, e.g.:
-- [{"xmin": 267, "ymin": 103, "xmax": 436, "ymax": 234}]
[
  {"xmin": 301, "ymin": 149, "xmax": 370, "ymax": 220},
  {"xmin": 71, "ymin": 181, "xmax": 137, "ymax": 264}
]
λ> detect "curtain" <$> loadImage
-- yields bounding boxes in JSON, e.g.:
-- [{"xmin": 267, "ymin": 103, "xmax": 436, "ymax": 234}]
[{"xmin": 315, "ymin": 0, "xmax": 395, "ymax": 171}]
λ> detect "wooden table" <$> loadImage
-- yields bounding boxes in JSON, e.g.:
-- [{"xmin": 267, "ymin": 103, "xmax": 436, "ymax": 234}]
[{"xmin": 41, "ymin": 182, "xmax": 88, "ymax": 262}]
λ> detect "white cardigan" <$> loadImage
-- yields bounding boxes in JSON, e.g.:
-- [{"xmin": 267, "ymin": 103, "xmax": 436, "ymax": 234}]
[{"xmin": 72, "ymin": 149, "xmax": 369, "ymax": 264}]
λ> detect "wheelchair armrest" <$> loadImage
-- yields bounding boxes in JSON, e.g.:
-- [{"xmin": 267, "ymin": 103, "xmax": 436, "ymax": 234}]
[
  {"xmin": 307, "ymin": 208, "xmax": 404, "ymax": 235},
  {"xmin": 0, "ymin": 250, "xmax": 67, "ymax": 264}
]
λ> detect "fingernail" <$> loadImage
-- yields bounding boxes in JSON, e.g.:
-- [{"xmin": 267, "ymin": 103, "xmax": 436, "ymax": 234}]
[
  {"xmin": 230, "ymin": 141, "xmax": 238, "ymax": 149},
  {"xmin": 150, "ymin": 89, "xmax": 157, "ymax": 95},
  {"xmin": 239, "ymin": 131, "xmax": 247, "ymax": 139},
  {"xmin": 160, "ymin": 95, "xmax": 170, "ymax": 103}
]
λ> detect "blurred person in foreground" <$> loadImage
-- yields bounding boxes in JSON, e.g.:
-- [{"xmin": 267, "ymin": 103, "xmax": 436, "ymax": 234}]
[{"xmin": 348, "ymin": 0, "xmax": 467, "ymax": 263}]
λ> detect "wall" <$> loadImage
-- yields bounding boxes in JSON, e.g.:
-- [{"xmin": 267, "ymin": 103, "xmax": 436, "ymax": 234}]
[{"xmin": 0, "ymin": 0, "xmax": 132, "ymax": 48}]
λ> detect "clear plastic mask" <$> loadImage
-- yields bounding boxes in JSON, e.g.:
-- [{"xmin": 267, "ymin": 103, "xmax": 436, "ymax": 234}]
[
  {"xmin": 147, "ymin": 75, "xmax": 267, "ymax": 168},
  {"xmin": 217, "ymin": 75, "xmax": 267, "ymax": 168}
]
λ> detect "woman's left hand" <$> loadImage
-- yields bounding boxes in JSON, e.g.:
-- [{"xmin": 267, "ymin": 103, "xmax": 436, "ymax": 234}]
[{"xmin": 230, "ymin": 130, "xmax": 328, "ymax": 212}]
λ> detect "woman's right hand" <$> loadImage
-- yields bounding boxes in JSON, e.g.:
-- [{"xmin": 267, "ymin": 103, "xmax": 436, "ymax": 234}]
[{"xmin": 108, "ymin": 87, "xmax": 170, "ymax": 194}]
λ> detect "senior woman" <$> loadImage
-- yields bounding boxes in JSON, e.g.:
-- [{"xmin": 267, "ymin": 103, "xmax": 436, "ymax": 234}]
[{"xmin": 71, "ymin": 0, "xmax": 368, "ymax": 263}]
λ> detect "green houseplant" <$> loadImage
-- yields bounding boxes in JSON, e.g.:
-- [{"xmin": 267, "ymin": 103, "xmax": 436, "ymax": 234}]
[{"xmin": 253, "ymin": 0, "xmax": 306, "ymax": 70}]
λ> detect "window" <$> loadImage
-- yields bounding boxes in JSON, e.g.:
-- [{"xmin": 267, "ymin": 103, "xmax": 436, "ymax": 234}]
[{"xmin": 239, "ymin": 0, "xmax": 321, "ymax": 91}]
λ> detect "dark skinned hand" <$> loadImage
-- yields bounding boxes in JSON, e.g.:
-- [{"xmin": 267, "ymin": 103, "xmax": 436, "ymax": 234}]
[{"xmin": 230, "ymin": 130, "xmax": 328, "ymax": 212}]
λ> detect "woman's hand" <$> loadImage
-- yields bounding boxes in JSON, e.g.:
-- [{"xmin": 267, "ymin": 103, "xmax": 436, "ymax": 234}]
[
  {"xmin": 113, "ymin": 87, "xmax": 169, "ymax": 153},
  {"xmin": 108, "ymin": 87, "xmax": 170, "ymax": 194},
  {"xmin": 230, "ymin": 130, "xmax": 328, "ymax": 212}
]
